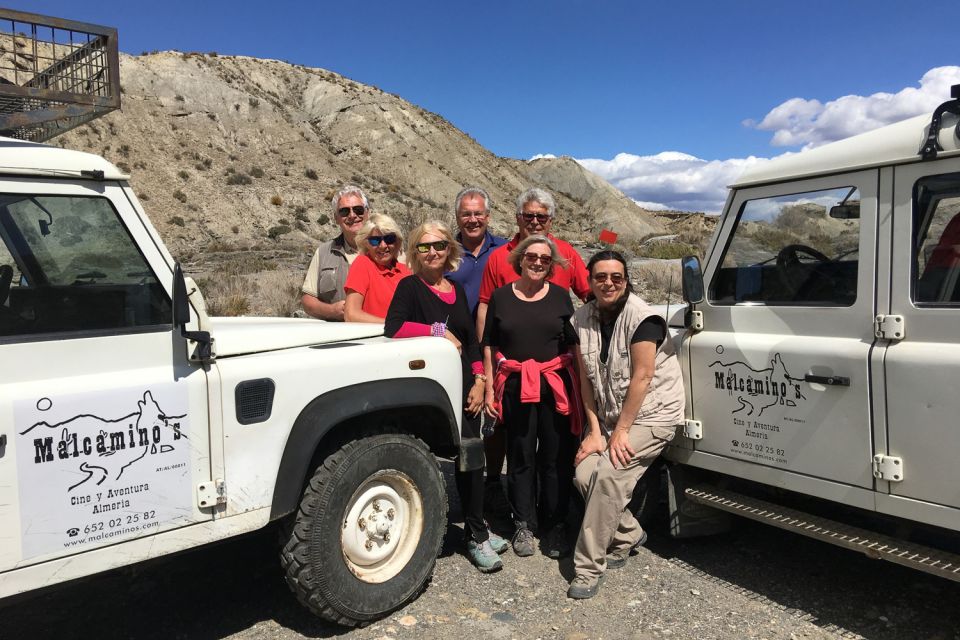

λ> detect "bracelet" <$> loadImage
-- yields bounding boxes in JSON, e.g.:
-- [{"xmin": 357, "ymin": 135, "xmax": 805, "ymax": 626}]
[
  {"xmin": 431, "ymin": 322, "xmax": 446, "ymax": 337},
  {"xmin": 474, "ymin": 374, "xmax": 487, "ymax": 382}
]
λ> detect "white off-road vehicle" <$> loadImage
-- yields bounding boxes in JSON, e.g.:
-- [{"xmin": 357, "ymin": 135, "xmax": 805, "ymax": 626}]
[
  {"xmin": 0, "ymin": 10, "xmax": 474, "ymax": 626},
  {"xmin": 665, "ymin": 83, "xmax": 960, "ymax": 582}
]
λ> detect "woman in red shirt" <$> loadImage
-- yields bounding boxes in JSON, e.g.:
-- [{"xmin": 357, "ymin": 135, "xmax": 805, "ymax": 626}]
[{"xmin": 344, "ymin": 213, "xmax": 410, "ymax": 322}]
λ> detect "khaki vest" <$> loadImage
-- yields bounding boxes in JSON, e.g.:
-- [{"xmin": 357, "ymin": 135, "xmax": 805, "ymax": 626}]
[{"xmin": 573, "ymin": 294, "xmax": 685, "ymax": 431}]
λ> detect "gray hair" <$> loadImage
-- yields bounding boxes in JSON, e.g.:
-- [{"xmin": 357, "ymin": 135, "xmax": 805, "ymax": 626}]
[
  {"xmin": 331, "ymin": 184, "xmax": 369, "ymax": 217},
  {"xmin": 454, "ymin": 186, "xmax": 492, "ymax": 214},
  {"xmin": 507, "ymin": 234, "xmax": 568, "ymax": 277},
  {"xmin": 516, "ymin": 187, "xmax": 556, "ymax": 218}
]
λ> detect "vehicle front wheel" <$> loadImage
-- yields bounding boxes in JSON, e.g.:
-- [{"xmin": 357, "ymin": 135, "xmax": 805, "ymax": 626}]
[{"xmin": 280, "ymin": 432, "xmax": 447, "ymax": 626}]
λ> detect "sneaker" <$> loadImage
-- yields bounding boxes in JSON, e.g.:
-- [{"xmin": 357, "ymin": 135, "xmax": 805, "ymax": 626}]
[
  {"xmin": 567, "ymin": 573, "xmax": 603, "ymax": 600},
  {"xmin": 487, "ymin": 530, "xmax": 509, "ymax": 554},
  {"xmin": 606, "ymin": 530, "xmax": 648, "ymax": 570},
  {"xmin": 467, "ymin": 539, "xmax": 503, "ymax": 573},
  {"xmin": 541, "ymin": 523, "xmax": 572, "ymax": 559},
  {"xmin": 512, "ymin": 525, "xmax": 536, "ymax": 557}
]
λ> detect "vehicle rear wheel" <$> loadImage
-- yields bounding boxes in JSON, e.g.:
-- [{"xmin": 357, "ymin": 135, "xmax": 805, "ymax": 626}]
[{"xmin": 280, "ymin": 432, "xmax": 446, "ymax": 627}]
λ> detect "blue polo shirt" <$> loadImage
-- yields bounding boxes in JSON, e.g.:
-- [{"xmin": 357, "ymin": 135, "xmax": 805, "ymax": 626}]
[{"xmin": 447, "ymin": 230, "xmax": 507, "ymax": 315}]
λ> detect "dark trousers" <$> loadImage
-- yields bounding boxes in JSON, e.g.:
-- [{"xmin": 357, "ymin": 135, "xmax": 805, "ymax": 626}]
[
  {"xmin": 502, "ymin": 375, "xmax": 577, "ymax": 533},
  {"xmin": 456, "ymin": 410, "xmax": 488, "ymax": 542}
]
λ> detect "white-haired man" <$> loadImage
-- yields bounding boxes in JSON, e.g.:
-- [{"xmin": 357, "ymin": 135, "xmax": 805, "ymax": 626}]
[{"xmin": 301, "ymin": 185, "xmax": 368, "ymax": 321}]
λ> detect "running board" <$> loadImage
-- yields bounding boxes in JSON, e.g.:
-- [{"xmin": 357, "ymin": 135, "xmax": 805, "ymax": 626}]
[{"xmin": 685, "ymin": 485, "xmax": 960, "ymax": 583}]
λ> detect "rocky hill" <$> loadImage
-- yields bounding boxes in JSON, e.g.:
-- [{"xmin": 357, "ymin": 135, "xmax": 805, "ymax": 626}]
[{"xmin": 43, "ymin": 51, "xmax": 673, "ymax": 314}]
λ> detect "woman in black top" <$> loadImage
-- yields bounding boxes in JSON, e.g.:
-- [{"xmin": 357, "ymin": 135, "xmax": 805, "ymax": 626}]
[
  {"xmin": 482, "ymin": 234, "xmax": 580, "ymax": 560},
  {"xmin": 385, "ymin": 220, "xmax": 507, "ymax": 573}
]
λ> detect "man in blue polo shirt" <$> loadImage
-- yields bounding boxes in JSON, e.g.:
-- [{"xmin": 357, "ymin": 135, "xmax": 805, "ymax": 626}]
[
  {"xmin": 446, "ymin": 186, "xmax": 509, "ymax": 514},
  {"xmin": 447, "ymin": 186, "xmax": 507, "ymax": 316}
]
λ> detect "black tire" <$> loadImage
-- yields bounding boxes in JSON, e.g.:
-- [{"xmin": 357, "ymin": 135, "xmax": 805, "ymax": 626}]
[{"xmin": 279, "ymin": 433, "xmax": 447, "ymax": 627}]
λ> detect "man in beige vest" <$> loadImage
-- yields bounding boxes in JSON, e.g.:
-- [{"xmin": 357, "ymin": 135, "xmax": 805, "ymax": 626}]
[
  {"xmin": 301, "ymin": 185, "xmax": 368, "ymax": 320},
  {"xmin": 568, "ymin": 250, "xmax": 686, "ymax": 599}
]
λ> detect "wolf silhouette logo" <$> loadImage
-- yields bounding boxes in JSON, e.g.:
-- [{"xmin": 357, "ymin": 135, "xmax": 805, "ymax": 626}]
[{"xmin": 709, "ymin": 352, "xmax": 806, "ymax": 417}]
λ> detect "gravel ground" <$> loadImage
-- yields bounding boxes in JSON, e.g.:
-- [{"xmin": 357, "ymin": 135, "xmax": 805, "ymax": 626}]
[{"xmin": 3, "ymin": 460, "xmax": 960, "ymax": 640}]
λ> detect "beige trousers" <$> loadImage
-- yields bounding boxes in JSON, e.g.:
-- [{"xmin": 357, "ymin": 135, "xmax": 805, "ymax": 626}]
[{"xmin": 573, "ymin": 424, "xmax": 677, "ymax": 578}]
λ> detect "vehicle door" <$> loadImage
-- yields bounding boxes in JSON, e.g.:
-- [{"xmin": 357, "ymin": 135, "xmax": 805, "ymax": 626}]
[
  {"xmin": 882, "ymin": 160, "xmax": 960, "ymax": 520},
  {"xmin": 0, "ymin": 180, "xmax": 211, "ymax": 573},
  {"xmin": 686, "ymin": 172, "xmax": 878, "ymax": 489}
]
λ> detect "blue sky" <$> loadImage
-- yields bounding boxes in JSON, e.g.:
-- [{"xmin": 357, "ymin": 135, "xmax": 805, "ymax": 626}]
[{"xmin": 22, "ymin": 0, "xmax": 960, "ymax": 212}]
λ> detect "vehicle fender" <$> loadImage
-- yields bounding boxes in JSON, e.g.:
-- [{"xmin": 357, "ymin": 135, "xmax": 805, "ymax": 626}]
[{"xmin": 269, "ymin": 377, "xmax": 459, "ymax": 521}]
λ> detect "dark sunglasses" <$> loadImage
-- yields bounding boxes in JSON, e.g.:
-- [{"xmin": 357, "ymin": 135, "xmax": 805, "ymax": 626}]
[
  {"xmin": 520, "ymin": 212, "xmax": 551, "ymax": 224},
  {"xmin": 592, "ymin": 272, "xmax": 625, "ymax": 284},
  {"xmin": 367, "ymin": 233, "xmax": 398, "ymax": 247},
  {"xmin": 523, "ymin": 252, "xmax": 553, "ymax": 265},
  {"xmin": 415, "ymin": 240, "xmax": 449, "ymax": 254},
  {"xmin": 337, "ymin": 205, "xmax": 367, "ymax": 217}
]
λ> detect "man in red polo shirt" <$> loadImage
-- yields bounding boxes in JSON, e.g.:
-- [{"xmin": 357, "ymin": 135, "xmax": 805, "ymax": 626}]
[
  {"xmin": 477, "ymin": 187, "xmax": 590, "ymax": 335},
  {"xmin": 476, "ymin": 187, "xmax": 590, "ymax": 506}
]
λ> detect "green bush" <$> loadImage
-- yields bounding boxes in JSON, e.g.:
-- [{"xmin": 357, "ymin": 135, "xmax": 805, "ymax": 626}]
[
  {"xmin": 317, "ymin": 214, "xmax": 330, "ymax": 226},
  {"xmin": 173, "ymin": 190, "xmax": 187, "ymax": 203},
  {"xmin": 227, "ymin": 172, "xmax": 252, "ymax": 185},
  {"xmin": 250, "ymin": 166, "xmax": 265, "ymax": 179},
  {"xmin": 305, "ymin": 168, "xmax": 319, "ymax": 180},
  {"xmin": 268, "ymin": 225, "xmax": 291, "ymax": 239},
  {"xmin": 171, "ymin": 216, "xmax": 185, "ymax": 227}
]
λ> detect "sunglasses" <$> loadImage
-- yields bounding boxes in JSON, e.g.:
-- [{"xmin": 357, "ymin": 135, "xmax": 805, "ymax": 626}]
[
  {"xmin": 415, "ymin": 240, "xmax": 449, "ymax": 253},
  {"xmin": 337, "ymin": 205, "xmax": 367, "ymax": 217},
  {"xmin": 592, "ymin": 272, "xmax": 626, "ymax": 284},
  {"xmin": 367, "ymin": 233, "xmax": 398, "ymax": 247},
  {"xmin": 520, "ymin": 212, "xmax": 551, "ymax": 224},
  {"xmin": 523, "ymin": 252, "xmax": 553, "ymax": 265}
]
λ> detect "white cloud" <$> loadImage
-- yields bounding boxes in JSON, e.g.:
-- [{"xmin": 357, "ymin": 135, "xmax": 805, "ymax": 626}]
[
  {"xmin": 751, "ymin": 66, "xmax": 960, "ymax": 149},
  {"xmin": 576, "ymin": 152, "xmax": 769, "ymax": 214},
  {"xmin": 567, "ymin": 66, "xmax": 960, "ymax": 213},
  {"xmin": 529, "ymin": 153, "xmax": 557, "ymax": 160}
]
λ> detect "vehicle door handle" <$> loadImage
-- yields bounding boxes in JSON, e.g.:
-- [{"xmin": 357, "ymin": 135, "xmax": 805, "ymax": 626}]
[{"xmin": 804, "ymin": 374, "xmax": 850, "ymax": 386}]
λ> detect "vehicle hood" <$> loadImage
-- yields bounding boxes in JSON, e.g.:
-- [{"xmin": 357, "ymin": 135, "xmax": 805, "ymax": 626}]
[{"xmin": 208, "ymin": 317, "xmax": 384, "ymax": 356}]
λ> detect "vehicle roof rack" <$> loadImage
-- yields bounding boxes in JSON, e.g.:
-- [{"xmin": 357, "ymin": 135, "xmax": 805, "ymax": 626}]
[
  {"xmin": 0, "ymin": 8, "xmax": 119, "ymax": 142},
  {"xmin": 918, "ymin": 83, "xmax": 960, "ymax": 161}
]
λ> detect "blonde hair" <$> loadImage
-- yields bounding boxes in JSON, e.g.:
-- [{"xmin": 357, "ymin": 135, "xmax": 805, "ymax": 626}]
[
  {"xmin": 356, "ymin": 213, "xmax": 403, "ymax": 256},
  {"xmin": 507, "ymin": 234, "xmax": 568, "ymax": 277},
  {"xmin": 406, "ymin": 220, "xmax": 462, "ymax": 274}
]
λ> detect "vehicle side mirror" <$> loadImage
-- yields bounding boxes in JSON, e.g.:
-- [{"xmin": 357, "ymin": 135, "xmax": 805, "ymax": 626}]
[
  {"xmin": 681, "ymin": 255, "xmax": 704, "ymax": 305},
  {"xmin": 829, "ymin": 204, "xmax": 860, "ymax": 219},
  {"xmin": 173, "ymin": 263, "xmax": 191, "ymax": 328},
  {"xmin": 172, "ymin": 262, "xmax": 214, "ymax": 362}
]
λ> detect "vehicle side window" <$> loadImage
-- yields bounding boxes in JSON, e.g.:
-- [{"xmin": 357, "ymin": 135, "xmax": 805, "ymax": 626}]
[
  {"xmin": 0, "ymin": 194, "xmax": 171, "ymax": 338},
  {"xmin": 914, "ymin": 173, "xmax": 960, "ymax": 305},
  {"xmin": 709, "ymin": 187, "xmax": 860, "ymax": 306}
]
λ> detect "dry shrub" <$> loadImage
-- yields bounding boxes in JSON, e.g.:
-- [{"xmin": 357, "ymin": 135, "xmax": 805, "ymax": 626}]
[
  {"xmin": 256, "ymin": 270, "xmax": 302, "ymax": 317},
  {"xmin": 204, "ymin": 273, "xmax": 250, "ymax": 316},
  {"xmin": 633, "ymin": 260, "xmax": 682, "ymax": 305}
]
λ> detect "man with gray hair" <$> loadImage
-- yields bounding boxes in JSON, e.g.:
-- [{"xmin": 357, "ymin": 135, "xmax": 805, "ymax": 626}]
[
  {"xmin": 477, "ymin": 187, "xmax": 590, "ymax": 333},
  {"xmin": 447, "ymin": 186, "xmax": 507, "ymax": 316},
  {"xmin": 301, "ymin": 185, "xmax": 368, "ymax": 321}
]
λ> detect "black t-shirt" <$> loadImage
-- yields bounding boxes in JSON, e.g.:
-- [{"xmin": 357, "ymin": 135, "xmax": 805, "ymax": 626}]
[
  {"xmin": 384, "ymin": 276, "xmax": 481, "ymax": 375},
  {"xmin": 483, "ymin": 282, "xmax": 578, "ymax": 362},
  {"xmin": 599, "ymin": 315, "xmax": 666, "ymax": 363}
]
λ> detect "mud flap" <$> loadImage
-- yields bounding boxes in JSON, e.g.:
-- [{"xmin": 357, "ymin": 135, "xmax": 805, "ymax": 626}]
[{"xmin": 667, "ymin": 464, "xmax": 732, "ymax": 538}]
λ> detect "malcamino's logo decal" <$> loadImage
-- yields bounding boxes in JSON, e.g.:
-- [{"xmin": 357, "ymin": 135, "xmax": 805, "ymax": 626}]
[
  {"xmin": 20, "ymin": 391, "xmax": 185, "ymax": 492},
  {"xmin": 14, "ymin": 386, "xmax": 193, "ymax": 560},
  {"xmin": 709, "ymin": 350, "xmax": 806, "ymax": 417}
]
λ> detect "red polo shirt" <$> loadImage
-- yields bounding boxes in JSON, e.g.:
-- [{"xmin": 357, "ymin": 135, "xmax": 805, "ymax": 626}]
[
  {"xmin": 344, "ymin": 254, "xmax": 412, "ymax": 318},
  {"xmin": 477, "ymin": 233, "xmax": 590, "ymax": 304}
]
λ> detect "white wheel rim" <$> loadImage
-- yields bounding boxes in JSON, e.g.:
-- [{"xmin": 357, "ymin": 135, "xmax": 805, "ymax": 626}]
[{"xmin": 341, "ymin": 470, "xmax": 424, "ymax": 583}]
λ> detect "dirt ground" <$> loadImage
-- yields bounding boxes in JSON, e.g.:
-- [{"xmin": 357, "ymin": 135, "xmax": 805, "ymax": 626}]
[{"xmin": 3, "ymin": 461, "xmax": 959, "ymax": 640}]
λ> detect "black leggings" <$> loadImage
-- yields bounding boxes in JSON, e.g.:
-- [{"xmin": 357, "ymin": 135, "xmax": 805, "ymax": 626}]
[
  {"xmin": 502, "ymin": 375, "xmax": 577, "ymax": 532},
  {"xmin": 456, "ymin": 410, "xmax": 488, "ymax": 543}
]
